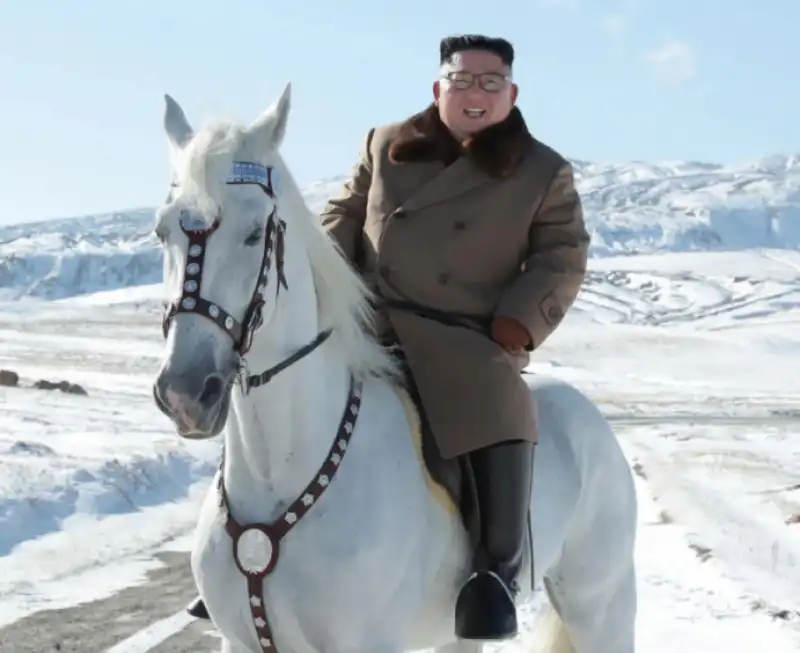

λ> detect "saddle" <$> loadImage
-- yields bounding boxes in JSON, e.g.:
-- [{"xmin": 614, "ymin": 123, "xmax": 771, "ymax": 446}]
[
  {"xmin": 389, "ymin": 346, "xmax": 482, "ymax": 550},
  {"xmin": 388, "ymin": 344, "xmax": 536, "ymax": 595}
]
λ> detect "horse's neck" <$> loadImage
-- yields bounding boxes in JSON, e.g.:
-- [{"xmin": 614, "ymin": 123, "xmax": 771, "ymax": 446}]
[{"xmin": 220, "ymin": 252, "xmax": 352, "ymax": 526}]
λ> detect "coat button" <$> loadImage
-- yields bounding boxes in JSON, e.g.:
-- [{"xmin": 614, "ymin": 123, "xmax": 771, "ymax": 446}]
[
  {"xmin": 453, "ymin": 220, "xmax": 466, "ymax": 231},
  {"xmin": 547, "ymin": 305, "xmax": 563, "ymax": 322}
]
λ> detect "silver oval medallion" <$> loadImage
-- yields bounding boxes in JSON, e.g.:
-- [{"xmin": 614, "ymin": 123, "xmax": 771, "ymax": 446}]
[{"xmin": 236, "ymin": 527, "xmax": 274, "ymax": 575}]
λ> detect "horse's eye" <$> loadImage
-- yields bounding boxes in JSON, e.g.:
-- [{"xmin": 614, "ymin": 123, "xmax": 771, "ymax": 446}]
[{"xmin": 244, "ymin": 228, "xmax": 262, "ymax": 246}]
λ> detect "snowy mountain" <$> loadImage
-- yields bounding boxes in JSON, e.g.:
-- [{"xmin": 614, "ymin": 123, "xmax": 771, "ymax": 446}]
[{"xmin": 1, "ymin": 153, "xmax": 799, "ymax": 301}]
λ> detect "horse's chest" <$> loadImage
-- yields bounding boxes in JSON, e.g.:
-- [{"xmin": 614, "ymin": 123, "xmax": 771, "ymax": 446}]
[{"xmin": 193, "ymin": 510, "xmax": 390, "ymax": 653}]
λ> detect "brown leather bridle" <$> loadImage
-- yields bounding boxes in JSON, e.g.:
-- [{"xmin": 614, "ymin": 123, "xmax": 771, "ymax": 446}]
[
  {"xmin": 160, "ymin": 161, "xmax": 331, "ymax": 393},
  {"xmin": 159, "ymin": 161, "xmax": 358, "ymax": 653}
]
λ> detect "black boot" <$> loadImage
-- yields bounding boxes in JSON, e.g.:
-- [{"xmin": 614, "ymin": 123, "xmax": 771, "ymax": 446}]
[
  {"xmin": 455, "ymin": 440, "xmax": 534, "ymax": 641},
  {"xmin": 186, "ymin": 596, "xmax": 210, "ymax": 620}
]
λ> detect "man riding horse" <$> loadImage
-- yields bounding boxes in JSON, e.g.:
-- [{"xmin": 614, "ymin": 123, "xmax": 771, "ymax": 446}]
[{"xmin": 187, "ymin": 33, "xmax": 589, "ymax": 641}]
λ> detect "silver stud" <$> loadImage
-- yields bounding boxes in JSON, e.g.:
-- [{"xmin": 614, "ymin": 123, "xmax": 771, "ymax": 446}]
[
  {"xmin": 208, "ymin": 305, "xmax": 219, "ymax": 318},
  {"xmin": 184, "ymin": 280, "xmax": 197, "ymax": 292},
  {"xmin": 189, "ymin": 244, "xmax": 202, "ymax": 257},
  {"xmin": 181, "ymin": 297, "xmax": 196, "ymax": 309},
  {"xmin": 225, "ymin": 316, "xmax": 234, "ymax": 329},
  {"xmin": 186, "ymin": 262, "xmax": 200, "ymax": 275}
]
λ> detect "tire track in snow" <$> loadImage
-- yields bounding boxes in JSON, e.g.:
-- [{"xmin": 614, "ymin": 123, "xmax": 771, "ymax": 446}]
[
  {"xmin": 621, "ymin": 423, "xmax": 800, "ymax": 639},
  {"xmin": 0, "ymin": 552, "xmax": 213, "ymax": 653}
]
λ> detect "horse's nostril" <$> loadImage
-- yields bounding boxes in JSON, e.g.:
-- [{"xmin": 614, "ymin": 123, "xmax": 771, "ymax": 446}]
[{"xmin": 198, "ymin": 374, "xmax": 224, "ymax": 408}]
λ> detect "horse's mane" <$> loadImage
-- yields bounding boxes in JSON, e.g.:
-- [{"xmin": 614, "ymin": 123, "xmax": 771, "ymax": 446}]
[
  {"xmin": 274, "ymin": 154, "xmax": 401, "ymax": 383},
  {"xmin": 178, "ymin": 119, "xmax": 400, "ymax": 384}
]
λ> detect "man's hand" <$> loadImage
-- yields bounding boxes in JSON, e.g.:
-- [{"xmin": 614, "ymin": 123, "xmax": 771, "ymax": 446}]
[{"xmin": 490, "ymin": 315, "xmax": 531, "ymax": 354}]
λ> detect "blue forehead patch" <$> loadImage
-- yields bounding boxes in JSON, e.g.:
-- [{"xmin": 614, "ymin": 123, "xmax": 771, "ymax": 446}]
[{"xmin": 228, "ymin": 161, "xmax": 270, "ymax": 188}]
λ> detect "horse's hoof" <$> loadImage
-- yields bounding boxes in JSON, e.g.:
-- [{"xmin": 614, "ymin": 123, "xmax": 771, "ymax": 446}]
[
  {"xmin": 454, "ymin": 571, "xmax": 518, "ymax": 641},
  {"xmin": 186, "ymin": 597, "xmax": 211, "ymax": 620}
]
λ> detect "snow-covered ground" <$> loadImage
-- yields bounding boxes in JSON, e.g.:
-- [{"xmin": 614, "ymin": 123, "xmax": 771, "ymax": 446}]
[
  {"xmin": 0, "ymin": 295, "xmax": 220, "ymax": 629},
  {"xmin": 1, "ymin": 151, "xmax": 799, "ymax": 649},
  {"xmin": 0, "ymin": 245, "xmax": 798, "ymax": 651}
]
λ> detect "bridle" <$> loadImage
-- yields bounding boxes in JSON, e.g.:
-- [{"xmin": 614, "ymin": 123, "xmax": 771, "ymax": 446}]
[
  {"xmin": 160, "ymin": 161, "xmax": 331, "ymax": 392},
  {"xmin": 159, "ymin": 161, "xmax": 361, "ymax": 653}
]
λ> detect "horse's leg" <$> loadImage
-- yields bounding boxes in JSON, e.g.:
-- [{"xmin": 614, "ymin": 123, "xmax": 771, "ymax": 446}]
[
  {"xmin": 520, "ymin": 380, "xmax": 637, "ymax": 653},
  {"xmin": 434, "ymin": 640, "xmax": 483, "ymax": 653},
  {"xmin": 527, "ymin": 590, "xmax": 575, "ymax": 653},
  {"xmin": 220, "ymin": 638, "xmax": 250, "ymax": 653},
  {"xmin": 538, "ymin": 511, "xmax": 637, "ymax": 653},
  {"xmin": 535, "ymin": 563, "xmax": 636, "ymax": 653}
]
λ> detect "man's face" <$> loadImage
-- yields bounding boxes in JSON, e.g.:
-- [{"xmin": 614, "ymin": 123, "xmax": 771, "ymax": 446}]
[{"xmin": 433, "ymin": 49, "xmax": 518, "ymax": 140}]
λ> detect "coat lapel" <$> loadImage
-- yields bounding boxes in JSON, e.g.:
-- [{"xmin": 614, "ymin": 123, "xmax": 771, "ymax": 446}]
[
  {"xmin": 384, "ymin": 103, "xmax": 533, "ymax": 213},
  {"xmin": 401, "ymin": 157, "xmax": 492, "ymax": 212},
  {"xmin": 381, "ymin": 159, "xmax": 445, "ymax": 213}
]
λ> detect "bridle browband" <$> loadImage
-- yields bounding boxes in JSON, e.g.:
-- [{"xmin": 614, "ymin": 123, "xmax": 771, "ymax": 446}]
[{"xmin": 161, "ymin": 161, "xmax": 331, "ymax": 392}]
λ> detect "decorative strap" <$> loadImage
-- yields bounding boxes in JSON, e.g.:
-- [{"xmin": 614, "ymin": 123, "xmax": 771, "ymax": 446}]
[{"xmin": 216, "ymin": 375, "xmax": 364, "ymax": 653}]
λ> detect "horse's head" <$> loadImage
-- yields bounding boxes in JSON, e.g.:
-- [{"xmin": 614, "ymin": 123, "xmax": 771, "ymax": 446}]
[{"xmin": 152, "ymin": 84, "xmax": 294, "ymax": 439}]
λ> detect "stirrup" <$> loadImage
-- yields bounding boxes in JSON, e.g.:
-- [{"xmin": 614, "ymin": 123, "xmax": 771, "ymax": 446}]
[
  {"xmin": 186, "ymin": 597, "xmax": 211, "ymax": 620},
  {"xmin": 455, "ymin": 570, "xmax": 518, "ymax": 641}
]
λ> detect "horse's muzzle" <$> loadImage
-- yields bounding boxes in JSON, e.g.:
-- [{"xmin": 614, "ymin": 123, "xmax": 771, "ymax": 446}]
[{"xmin": 153, "ymin": 371, "xmax": 230, "ymax": 439}]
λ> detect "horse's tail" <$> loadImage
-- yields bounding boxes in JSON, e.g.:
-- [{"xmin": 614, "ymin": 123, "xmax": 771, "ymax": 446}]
[{"xmin": 529, "ymin": 601, "xmax": 574, "ymax": 653}]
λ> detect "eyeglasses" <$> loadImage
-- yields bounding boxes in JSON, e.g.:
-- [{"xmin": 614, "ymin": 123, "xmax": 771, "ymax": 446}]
[{"xmin": 441, "ymin": 71, "xmax": 512, "ymax": 93}]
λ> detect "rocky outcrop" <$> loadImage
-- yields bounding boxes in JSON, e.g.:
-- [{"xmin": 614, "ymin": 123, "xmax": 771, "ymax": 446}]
[
  {"xmin": 32, "ymin": 379, "xmax": 88, "ymax": 395},
  {"xmin": 0, "ymin": 369, "xmax": 19, "ymax": 387},
  {"xmin": 0, "ymin": 368, "xmax": 87, "ymax": 395}
]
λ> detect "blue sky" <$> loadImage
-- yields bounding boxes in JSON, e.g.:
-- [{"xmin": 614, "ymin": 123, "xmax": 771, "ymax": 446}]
[{"xmin": 0, "ymin": 0, "xmax": 796, "ymax": 225}]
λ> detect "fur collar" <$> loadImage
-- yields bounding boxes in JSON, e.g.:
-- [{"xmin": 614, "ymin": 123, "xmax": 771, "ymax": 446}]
[{"xmin": 387, "ymin": 103, "xmax": 534, "ymax": 178}]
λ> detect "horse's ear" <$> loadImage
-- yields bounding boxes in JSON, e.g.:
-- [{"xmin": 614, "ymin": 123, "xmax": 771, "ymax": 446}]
[
  {"xmin": 247, "ymin": 81, "xmax": 292, "ymax": 153},
  {"xmin": 163, "ymin": 94, "xmax": 194, "ymax": 149}
]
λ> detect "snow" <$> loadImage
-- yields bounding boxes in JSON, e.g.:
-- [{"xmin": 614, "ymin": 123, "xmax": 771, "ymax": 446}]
[
  {"xmin": 0, "ymin": 301, "xmax": 221, "ymax": 627},
  {"xmin": 1, "ymin": 152, "xmax": 799, "ymax": 301},
  {"xmin": 0, "ymin": 158, "xmax": 799, "ymax": 650},
  {"xmin": 104, "ymin": 611, "xmax": 199, "ymax": 652}
]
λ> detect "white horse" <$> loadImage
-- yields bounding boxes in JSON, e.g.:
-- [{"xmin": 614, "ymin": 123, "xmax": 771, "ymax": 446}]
[{"xmin": 151, "ymin": 83, "xmax": 639, "ymax": 653}]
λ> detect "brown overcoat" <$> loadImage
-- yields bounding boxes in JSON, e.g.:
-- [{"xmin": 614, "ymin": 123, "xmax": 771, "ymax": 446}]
[{"xmin": 319, "ymin": 104, "xmax": 590, "ymax": 459}]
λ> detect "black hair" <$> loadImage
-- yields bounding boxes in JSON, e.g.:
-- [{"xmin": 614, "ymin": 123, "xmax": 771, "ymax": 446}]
[{"xmin": 439, "ymin": 34, "xmax": 515, "ymax": 68}]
